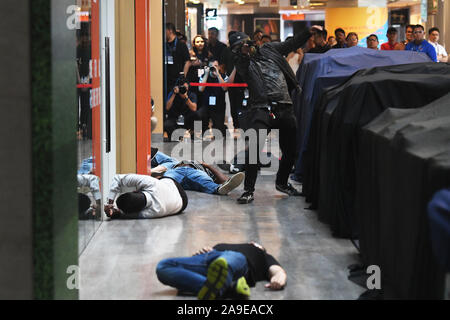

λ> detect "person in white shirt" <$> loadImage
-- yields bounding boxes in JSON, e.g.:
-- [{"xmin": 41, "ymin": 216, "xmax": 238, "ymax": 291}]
[
  {"xmin": 428, "ymin": 27, "xmax": 448, "ymax": 63},
  {"xmin": 104, "ymin": 174, "xmax": 188, "ymax": 219},
  {"xmin": 78, "ymin": 174, "xmax": 102, "ymax": 219}
]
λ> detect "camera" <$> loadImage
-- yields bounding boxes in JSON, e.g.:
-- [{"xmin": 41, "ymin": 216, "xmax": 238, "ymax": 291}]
[{"xmin": 177, "ymin": 86, "xmax": 187, "ymax": 95}]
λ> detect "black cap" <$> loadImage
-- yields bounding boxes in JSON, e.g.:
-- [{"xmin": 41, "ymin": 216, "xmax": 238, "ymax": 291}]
[{"xmin": 229, "ymin": 32, "xmax": 250, "ymax": 49}]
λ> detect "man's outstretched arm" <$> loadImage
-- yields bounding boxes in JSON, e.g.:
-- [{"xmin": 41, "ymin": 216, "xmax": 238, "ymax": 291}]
[
  {"xmin": 271, "ymin": 28, "xmax": 313, "ymax": 57},
  {"xmin": 265, "ymin": 265, "xmax": 287, "ymax": 290}
]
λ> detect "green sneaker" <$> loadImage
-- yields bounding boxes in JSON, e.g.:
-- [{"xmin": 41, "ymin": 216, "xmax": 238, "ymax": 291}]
[
  {"xmin": 197, "ymin": 257, "xmax": 229, "ymax": 300},
  {"xmin": 234, "ymin": 276, "xmax": 251, "ymax": 299}
]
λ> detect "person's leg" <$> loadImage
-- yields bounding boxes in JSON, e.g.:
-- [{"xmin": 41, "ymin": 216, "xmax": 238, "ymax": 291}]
[
  {"xmin": 276, "ymin": 108, "xmax": 298, "ymax": 186},
  {"xmin": 184, "ymin": 110, "xmax": 201, "ymax": 136},
  {"xmin": 211, "ymin": 102, "xmax": 227, "ymax": 138},
  {"xmin": 156, "ymin": 250, "xmax": 247, "ymax": 297},
  {"xmin": 183, "ymin": 167, "xmax": 221, "ymax": 194},
  {"xmin": 243, "ymin": 115, "xmax": 270, "ymax": 193},
  {"xmin": 156, "ymin": 251, "xmax": 216, "ymax": 294},
  {"xmin": 198, "ymin": 250, "xmax": 248, "ymax": 300},
  {"xmin": 164, "ymin": 117, "xmax": 178, "ymax": 141},
  {"xmin": 152, "ymin": 151, "xmax": 178, "ymax": 170},
  {"xmin": 162, "ymin": 168, "xmax": 185, "ymax": 186}
]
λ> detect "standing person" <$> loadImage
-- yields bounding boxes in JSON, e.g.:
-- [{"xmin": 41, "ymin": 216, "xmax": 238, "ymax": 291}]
[
  {"xmin": 104, "ymin": 174, "xmax": 188, "ymax": 219},
  {"xmin": 332, "ymin": 28, "xmax": 347, "ymax": 48},
  {"xmin": 308, "ymin": 27, "xmax": 331, "ymax": 53},
  {"xmin": 366, "ymin": 34, "xmax": 379, "ymax": 50},
  {"xmin": 156, "ymin": 242, "xmax": 287, "ymax": 300},
  {"xmin": 328, "ymin": 36, "xmax": 337, "ymax": 47},
  {"xmin": 394, "ymin": 24, "xmax": 414, "ymax": 50},
  {"xmin": 405, "ymin": 25, "xmax": 438, "ymax": 62},
  {"xmin": 221, "ymin": 31, "xmax": 245, "ymax": 131},
  {"xmin": 380, "ymin": 27, "xmax": 398, "ymax": 50},
  {"xmin": 229, "ymin": 27, "xmax": 314, "ymax": 204},
  {"xmin": 208, "ymin": 27, "xmax": 227, "ymax": 63},
  {"xmin": 198, "ymin": 60, "xmax": 236, "ymax": 138},
  {"xmin": 428, "ymin": 27, "xmax": 448, "ymax": 63},
  {"xmin": 186, "ymin": 35, "xmax": 212, "ymax": 112},
  {"xmin": 346, "ymin": 32, "xmax": 359, "ymax": 48},
  {"xmin": 165, "ymin": 23, "xmax": 190, "ymax": 91},
  {"xmin": 253, "ymin": 29, "xmax": 264, "ymax": 47}
]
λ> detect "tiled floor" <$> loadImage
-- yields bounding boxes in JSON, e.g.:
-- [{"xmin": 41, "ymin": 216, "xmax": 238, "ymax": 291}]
[{"xmin": 79, "ymin": 139, "xmax": 365, "ymax": 300}]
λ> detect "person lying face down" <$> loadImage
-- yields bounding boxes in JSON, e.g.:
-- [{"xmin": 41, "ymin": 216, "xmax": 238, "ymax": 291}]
[
  {"xmin": 156, "ymin": 242, "xmax": 287, "ymax": 300},
  {"xmin": 104, "ymin": 173, "xmax": 188, "ymax": 219},
  {"xmin": 150, "ymin": 149, "xmax": 244, "ymax": 196}
]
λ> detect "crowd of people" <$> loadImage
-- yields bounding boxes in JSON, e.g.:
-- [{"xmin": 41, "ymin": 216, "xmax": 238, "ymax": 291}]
[{"xmin": 163, "ymin": 22, "xmax": 447, "ymax": 142}]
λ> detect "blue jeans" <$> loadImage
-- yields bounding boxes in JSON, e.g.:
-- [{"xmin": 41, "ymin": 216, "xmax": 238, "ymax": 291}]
[
  {"xmin": 152, "ymin": 152, "xmax": 178, "ymax": 170},
  {"xmin": 156, "ymin": 250, "xmax": 248, "ymax": 295},
  {"xmin": 164, "ymin": 166, "xmax": 220, "ymax": 194}
]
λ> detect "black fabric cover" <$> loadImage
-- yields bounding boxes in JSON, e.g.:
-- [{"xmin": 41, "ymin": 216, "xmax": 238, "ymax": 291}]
[
  {"xmin": 356, "ymin": 93, "xmax": 450, "ymax": 299},
  {"xmin": 302, "ymin": 62, "xmax": 450, "ymax": 240}
]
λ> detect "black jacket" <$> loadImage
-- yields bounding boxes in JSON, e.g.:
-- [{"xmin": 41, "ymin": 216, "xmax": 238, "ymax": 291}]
[{"xmin": 233, "ymin": 29, "xmax": 312, "ymax": 109}]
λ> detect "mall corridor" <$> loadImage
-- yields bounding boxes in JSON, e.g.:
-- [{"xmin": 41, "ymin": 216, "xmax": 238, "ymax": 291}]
[{"xmin": 79, "ymin": 141, "xmax": 364, "ymax": 300}]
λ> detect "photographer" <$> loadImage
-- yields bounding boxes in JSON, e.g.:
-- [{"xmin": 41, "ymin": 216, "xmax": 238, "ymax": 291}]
[
  {"xmin": 229, "ymin": 28, "xmax": 313, "ymax": 204},
  {"xmin": 164, "ymin": 77, "xmax": 199, "ymax": 141},
  {"xmin": 198, "ymin": 60, "xmax": 236, "ymax": 138}
]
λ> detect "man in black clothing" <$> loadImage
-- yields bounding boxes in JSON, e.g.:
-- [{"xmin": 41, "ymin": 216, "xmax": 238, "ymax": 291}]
[
  {"xmin": 221, "ymin": 31, "xmax": 245, "ymax": 130},
  {"xmin": 156, "ymin": 242, "xmax": 287, "ymax": 300},
  {"xmin": 229, "ymin": 28, "xmax": 314, "ymax": 204},
  {"xmin": 332, "ymin": 28, "xmax": 347, "ymax": 49},
  {"xmin": 309, "ymin": 27, "xmax": 331, "ymax": 53},
  {"xmin": 208, "ymin": 27, "xmax": 227, "ymax": 63},
  {"xmin": 165, "ymin": 23, "xmax": 190, "ymax": 90},
  {"xmin": 164, "ymin": 77, "xmax": 199, "ymax": 141}
]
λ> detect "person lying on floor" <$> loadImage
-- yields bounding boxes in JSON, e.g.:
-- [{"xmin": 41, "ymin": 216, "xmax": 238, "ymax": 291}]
[
  {"xmin": 104, "ymin": 174, "xmax": 188, "ymax": 219},
  {"xmin": 156, "ymin": 242, "xmax": 287, "ymax": 300},
  {"xmin": 150, "ymin": 149, "xmax": 244, "ymax": 195}
]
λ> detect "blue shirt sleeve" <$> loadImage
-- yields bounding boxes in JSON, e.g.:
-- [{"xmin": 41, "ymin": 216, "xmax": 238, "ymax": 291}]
[{"xmin": 427, "ymin": 43, "xmax": 438, "ymax": 62}]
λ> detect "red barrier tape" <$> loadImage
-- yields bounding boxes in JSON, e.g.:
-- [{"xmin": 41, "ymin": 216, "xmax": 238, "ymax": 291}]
[
  {"xmin": 77, "ymin": 84, "xmax": 93, "ymax": 89},
  {"xmin": 189, "ymin": 83, "xmax": 248, "ymax": 88}
]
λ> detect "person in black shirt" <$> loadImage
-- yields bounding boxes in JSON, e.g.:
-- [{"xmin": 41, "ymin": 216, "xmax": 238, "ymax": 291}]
[
  {"xmin": 221, "ymin": 31, "xmax": 245, "ymax": 130},
  {"xmin": 156, "ymin": 242, "xmax": 287, "ymax": 300},
  {"xmin": 165, "ymin": 23, "xmax": 191, "ymax": 90},
  {"xmin": 164, "ymin": 77, "xmax": 200, "ymax": 141},
  {"xmin": 332, "ymin": 27, "xmax": 347, "ymax": 49},
  {"xmin": 208, "ymin": 27, "xmax": 227, "ymax": 63},
  {"xmin": 308, "ymin": 27, "xmax": 331, "ymax": 54}
]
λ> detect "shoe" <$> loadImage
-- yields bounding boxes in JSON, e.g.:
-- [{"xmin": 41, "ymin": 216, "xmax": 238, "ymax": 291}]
[
  {"xmin": 197, "ymin": 257, "xmax": 229, "ymax": 300},
  {"xmin": 276, "ymin": 183, "xmax": 301, "ymax": 196},
  {"xmin": 217, "ymin": 172, "xmax": 245, "ymax": 195},
  {"xmin": 234, "ymin": 276, "xmax": 251, "ymax": 299},
  {"xmin": 237, "ymin": 191, "xmax": 254, "ymax": 204}
]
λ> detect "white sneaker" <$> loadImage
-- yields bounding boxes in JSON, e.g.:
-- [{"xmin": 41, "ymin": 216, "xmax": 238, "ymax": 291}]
[{"xmin": 217, "ymin": 172, "xmax": 245, "ymax": 195}]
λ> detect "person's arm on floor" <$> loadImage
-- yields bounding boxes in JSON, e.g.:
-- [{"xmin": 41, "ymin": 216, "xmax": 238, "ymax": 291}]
[
  {"xmin": 202, "ymin": 163, "xmax": 229, "ymax": 184},
  {"xmin": 265, "ymin": 265, "xmax": 287, "ymax": 290}
]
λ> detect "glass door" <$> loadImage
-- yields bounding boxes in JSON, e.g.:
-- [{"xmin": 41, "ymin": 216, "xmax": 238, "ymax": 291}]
[{"xmin": 77, "ymin": 0, "xmax": 116, "ymax": 255}]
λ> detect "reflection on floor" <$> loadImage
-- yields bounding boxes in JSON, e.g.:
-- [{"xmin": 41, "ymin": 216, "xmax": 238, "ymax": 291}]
[{"xmin": 80, "ymin": 140, "xmax": 365, "ymax": 300}]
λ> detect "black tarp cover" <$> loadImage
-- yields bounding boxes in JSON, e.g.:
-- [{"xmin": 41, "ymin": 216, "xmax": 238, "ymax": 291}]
[
  {"xmin": 302, "ymin": 62, "xmax": 450, "ymax": 239},
  {"xmin": 356, "ymin": 93, "xmax": 450, "ymax": 299}
]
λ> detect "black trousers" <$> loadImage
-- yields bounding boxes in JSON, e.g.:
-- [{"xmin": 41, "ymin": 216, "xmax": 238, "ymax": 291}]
[
  {"xmin": 164, "ymin": 111, "xmax": 200, "ymax": 140},
  {"xmin": 242, "ymin": 105, "xmax": 297, "ymax": 193},
  {"xmin": 228, "ymin": 88, "xmax": 244, "ymax": 129},
  {"xmin": 197, "ymin": 103, "xmax": 227, "ymax": 137}
]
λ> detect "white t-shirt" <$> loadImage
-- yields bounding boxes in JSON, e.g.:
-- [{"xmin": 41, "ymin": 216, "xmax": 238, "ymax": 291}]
[
  {"xmin": 430, "ymin": 42, "xmax": 448, "ymax": 58},
  {"xmin": 108, "ymin": 174, "xmax": 183, "ymax": 218}
]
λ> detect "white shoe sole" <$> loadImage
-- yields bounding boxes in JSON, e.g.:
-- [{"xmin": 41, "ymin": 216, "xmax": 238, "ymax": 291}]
[{"xmin": 217, "ymin": 172, "xmax": 245, "ymax": 195}]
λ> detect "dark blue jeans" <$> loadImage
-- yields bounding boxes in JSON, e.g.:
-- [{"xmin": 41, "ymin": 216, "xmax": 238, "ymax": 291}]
[
  {"xmin": 156, "ymin": 250, "xmax": 248, "ymax": 295},
  {"xmin": 164, "ymin": 166, "xmax": 220, "ymax": 194}
]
